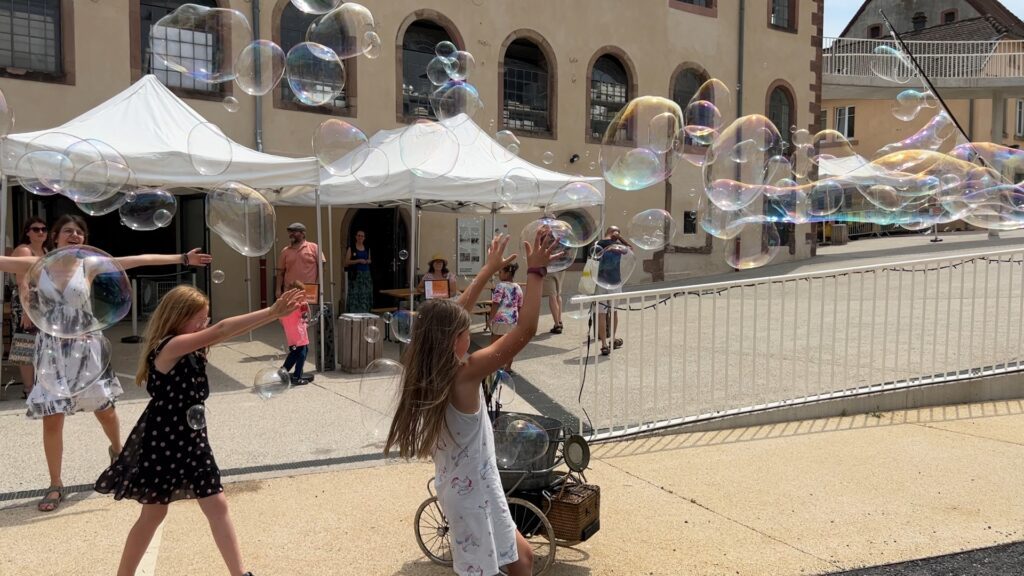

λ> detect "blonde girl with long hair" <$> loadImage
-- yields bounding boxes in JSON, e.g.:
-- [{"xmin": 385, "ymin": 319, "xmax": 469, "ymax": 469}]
[
  {"xmin": 94, "ymin": 285, "xmax": 305, "ymax": 576},
  {"xmin": 385, "ymin": 232, "xmax": 559, "ymax": 576}
]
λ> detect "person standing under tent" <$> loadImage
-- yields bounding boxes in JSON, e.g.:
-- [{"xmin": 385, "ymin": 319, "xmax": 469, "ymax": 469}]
[
  {"xmin": 344, "ymin": 229, "xmax": 373, "ymax": 313},
  {"xmin": 276, "ymin": 222, "xmax": 326, "ymax": 300}
]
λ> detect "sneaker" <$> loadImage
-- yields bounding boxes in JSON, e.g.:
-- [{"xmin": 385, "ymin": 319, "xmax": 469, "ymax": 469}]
[{"xmin": 290, "ymin": 376, "xmax": 310, "ymax": 386}]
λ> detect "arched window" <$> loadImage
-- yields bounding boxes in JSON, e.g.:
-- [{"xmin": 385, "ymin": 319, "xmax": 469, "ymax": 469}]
[
  {"xmin": 767, "ymin": 85, "xmax": 794, "ymax": 152},
  {"xmin": 671, "ymin": 66, "xmax": 708, "ymax": 145},
  {"xmin": 589, "ymin": 53, "xmax": 631, "ymax": 142},
  {"xmin": 138, "ymin": 0, "xmax": 222, "ymax": 94},
  {"xmin": 502, "ymin": 35, "xmax": 554, "ymax": 136},
  {"xmin": 278, "ymin": 2, "xmax": 352, "ymax": 113},
  {"xmin": 401, "ymin": 19, "xmax": 456, "ymax": 120},
  {"xmin": 0, "ymin": 0, "xmax": 69, "ymax": 82}
]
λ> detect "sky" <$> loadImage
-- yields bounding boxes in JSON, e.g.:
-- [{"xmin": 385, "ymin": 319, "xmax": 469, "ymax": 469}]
[{"xmin": 823, "ymin": 0, "xmax": 1024, "ymax": 38}]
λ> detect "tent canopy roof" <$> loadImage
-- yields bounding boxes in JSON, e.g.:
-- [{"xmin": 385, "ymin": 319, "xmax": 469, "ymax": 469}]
[{"xmin": 3, "ymin": 75, "xmax": 319, "ymax": 191}]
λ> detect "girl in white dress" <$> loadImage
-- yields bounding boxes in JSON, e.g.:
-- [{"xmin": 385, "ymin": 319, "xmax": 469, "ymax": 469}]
[
  {"xmin": 385, "ymin": 231, "xmax": 559, "ymax": 576},
  {"xmin": 0, "ymin": 214, "xmax": 212, "ymax": 512}
]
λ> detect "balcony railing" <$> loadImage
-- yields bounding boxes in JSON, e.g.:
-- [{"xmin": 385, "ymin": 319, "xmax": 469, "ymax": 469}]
[{"xmin": 824, "ymin": 36, "xmax": 1024, "ymax": 80}]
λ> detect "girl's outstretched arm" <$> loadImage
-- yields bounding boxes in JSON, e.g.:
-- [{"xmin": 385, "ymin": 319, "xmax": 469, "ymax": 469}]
[
  {"xmin": 115, "ymin": 248, "xmax": 212, "ymax": 271},
  {"xmin": 457, "ymin": 234, "xmax": 516, "ymax": 313},
  {"xmin": 158, "ymin": 289, "xmax": 305, "ymax": 362},
  {"xmin": 458, "ymin": 231, "xmax": 559, "ymax": 385},
  {"xmin": 0, "ymin": 255, "xmax": 39, "ymax": 275}
]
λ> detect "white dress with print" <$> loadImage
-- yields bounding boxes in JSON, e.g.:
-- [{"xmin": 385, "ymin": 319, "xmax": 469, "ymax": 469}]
[{"xmin": 434, "ymin": 390, "xmax": 518, "ymax": 576}]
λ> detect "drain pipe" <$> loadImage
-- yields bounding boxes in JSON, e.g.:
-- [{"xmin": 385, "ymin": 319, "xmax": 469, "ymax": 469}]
[
  {"xmin": 252, "ymin": 0, "xmax": 264, "ymax": 152},
  {"xmin": 737, "ymin": 0, "xmax": 745, "ymax": 118}
]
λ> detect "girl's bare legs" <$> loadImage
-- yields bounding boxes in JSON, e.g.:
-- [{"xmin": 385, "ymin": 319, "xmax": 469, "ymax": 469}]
[
  {"xmin": 117, "ymin": 504, "xmax": 169, "ymax": 576},
  {"xmin": 502, "ymin": 531, "xmax": 535, "ymax": 576},
  {"xmin": 198, "ymin": 493, "xmax": 246, "ymax": 576},
  {"xmin": 19, "ymin": 364, "xmax": 33, "ymax": 396},
  {"xmin": 38, "ymin": 414, "xmax": 64, "ymax": 510},
  {"xmin": 94, "ymin": 406, "xmax": 123, "ymax": 455}
]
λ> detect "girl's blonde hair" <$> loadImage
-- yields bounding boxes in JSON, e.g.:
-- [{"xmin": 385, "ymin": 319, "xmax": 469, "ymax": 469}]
[
  {"xmin": 135, "ymin": 285, "xmax": 209, "ymax": 386},
  {"xmin": 384, "ymin": 299, "xmax": 471, "ymax": 459}
]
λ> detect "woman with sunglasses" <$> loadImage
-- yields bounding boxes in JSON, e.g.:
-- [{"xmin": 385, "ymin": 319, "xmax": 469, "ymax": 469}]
[{"xmin": 10, "ymin": 218, "xmax": 49, "ymax": 398}]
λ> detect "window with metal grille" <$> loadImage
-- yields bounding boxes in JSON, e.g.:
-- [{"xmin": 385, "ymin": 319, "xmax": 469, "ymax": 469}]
[
  {"xmin": 835, "ymin": 105, "xmax": 855, "ymax": 138},
  {"xmin": 942, "ymin": 10, "xmax": 956, "ymax": 24},
  {"xmin": 141, "ymin": 0, "xmax": 220, "ymax": 93},
  {"xmin": 1017, "ymin": 100, "xmax": 1024, "ymax": 137},
  {"xmin": 868, "ymin": 24, "xmax": 882, "ymax": 39},
  {"xmin": 770, "ymin": 0, "xmax": 792, "ymax": 30},
  {"xmin": 671, "ymin": 68, "xmax": 707, "ymax": 146},
  {"xmin": 590, "ymin": 55, "xmax": 629, "ymax": 141},
  {"xmin": 503, "ymin": 39, "xmax": 551, "ymax": 135},
  {"xmin": 0, "ymin": 0, "xmax": 61, "ymax": 75},
  {"xmin": 401, "ymin": 20, "xmax": 452, "ymax": 120},
  {"xmin": 281, "ymin": 4, "xmax": 348, "ymax": 111},
  {"xmin": 768, "ymin": 87, "xmax": 793, "ymax": 152}
]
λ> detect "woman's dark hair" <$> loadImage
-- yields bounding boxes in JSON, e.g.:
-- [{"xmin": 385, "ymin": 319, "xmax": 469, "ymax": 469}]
[
  {"xmin": 501, "ymin": 262, "xmax": 519, "ymax": 278},
  {"xmin": 19, "ymin": 217, "xmax": 47, "ymax": 247},
  {"xmin": 431, "ymin": 259, "xmax": 449, "ymax": 276},
  {"xmin": 50, "ymin": 214, "xmax": 89, "ymax": 247}
]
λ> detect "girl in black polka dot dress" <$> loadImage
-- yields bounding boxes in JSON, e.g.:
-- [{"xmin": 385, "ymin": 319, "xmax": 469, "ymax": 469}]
[{"xmin": 95, "ymin": 285, "xmax": 305, "ymax": 576}]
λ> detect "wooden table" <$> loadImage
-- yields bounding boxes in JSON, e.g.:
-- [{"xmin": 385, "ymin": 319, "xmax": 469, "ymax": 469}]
[{"xmin": 380, "ymin": 288, "xmax": 423, "ymax": 299}]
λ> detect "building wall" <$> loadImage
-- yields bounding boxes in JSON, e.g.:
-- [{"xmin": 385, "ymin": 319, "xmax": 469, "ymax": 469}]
[
  {"xmin": 0, "ymin": 0, "xmax": 819, "ymax": 317},
  {"xmin": 844, "ymin": 0, "xmax": 980, "ymax": 37}
]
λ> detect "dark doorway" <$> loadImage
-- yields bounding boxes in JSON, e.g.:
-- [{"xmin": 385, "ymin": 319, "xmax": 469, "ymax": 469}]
[{"xmin": 344, "ymin": 208, "xmax": 409, "ymax": 309}]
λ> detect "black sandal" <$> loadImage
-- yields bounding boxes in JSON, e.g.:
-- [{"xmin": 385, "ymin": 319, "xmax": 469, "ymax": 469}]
[
  {"xmin": 550, "ymin": 324, "xmax": 563, "ymax": 334},
  {"xmin": 613, "ymin": 338, "xmax": 624, "ymax": 349},
  {"xmin": 37, "ymin": 485, "xmax": 64, "ymax": 512},
  {"xmin": 600, "ymin": 345, "xmax": 611, "ymax": 356}
]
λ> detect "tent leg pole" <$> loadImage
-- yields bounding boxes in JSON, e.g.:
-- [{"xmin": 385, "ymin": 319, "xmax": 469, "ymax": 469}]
[
  {"xmin": 409, "ymin": 198, "xmax": 416, "ymax": 313},
  {"xmin": 0, "ymin": 177, "xmax": 7, "ymax": 385},
  {"xmin": 246, "ymin": 257, "xmax": 253, "ymax": 342},
  {"xmin": 328, "ymin": 206, "xmax": 336, "ymax": 315},
  {"xmin": 315, "ymin": 187, "xmax": 326, "ymax": 372}
]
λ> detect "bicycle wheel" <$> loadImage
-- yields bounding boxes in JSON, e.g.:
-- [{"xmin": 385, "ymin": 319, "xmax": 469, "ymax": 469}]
[
  {"xmin": 414, "ymin": 496, "xmax": 453, "ymax": 566},
  {"xmin": 500, "ymin": 497, "xmax": 556, "ymax": 575}
]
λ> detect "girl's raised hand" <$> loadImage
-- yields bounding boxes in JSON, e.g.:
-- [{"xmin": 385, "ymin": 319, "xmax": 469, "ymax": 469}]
[
  {"xmin": 525, "ymin": 226, "xmax": 564, "ymax": 269},
  {"xmin": 270, "ymin": 288, "xmax": 306, "ymax": 317},
  {"xmin": 185, "ymin": 248, "xmax": 213, "ymax": 267},
  {"xmin": 484, "ymin": 234, "xmax": 517, "ymax": 272}
]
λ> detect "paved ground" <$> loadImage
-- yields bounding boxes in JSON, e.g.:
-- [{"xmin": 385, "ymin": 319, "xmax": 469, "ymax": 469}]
[
  {"xmin": 1, "ymin": 230, "xmax": 1023, "ymax": 574},
  {"xmin": 827, "ymin": 541, "xmax": 1024, "ymax": 575}
]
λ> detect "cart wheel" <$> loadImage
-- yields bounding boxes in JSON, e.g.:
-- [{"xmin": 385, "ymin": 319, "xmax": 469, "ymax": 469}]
[
  {"xmin": 500, "ymin": 497, "xmax": 556, "ymax": 575},
  {"xmin": 414, "ymin": 496, "xmax": 453, "ymax": 566}
]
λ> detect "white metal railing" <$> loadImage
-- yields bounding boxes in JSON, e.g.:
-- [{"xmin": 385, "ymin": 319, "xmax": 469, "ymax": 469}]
[
  {"xmin": 823, "ymin": 36, "xmax": 1024, "ymax": 79},
  {"xmin": 567, "ymin": 247, "xmax": 1024, "ymax": 441}
]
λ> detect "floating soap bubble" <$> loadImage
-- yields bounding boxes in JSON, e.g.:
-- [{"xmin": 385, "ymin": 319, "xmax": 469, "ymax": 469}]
[
  {"xmin": 234, "ymin": 40, "xmax": 286, "ymax": 96},
  {"xmin": 187, "ymin": 122, "xmax": 232, "ymax": 176},
  {"xmin": 151, "ymin": 4, "xmax": 251, "ymax": 83},
  {"xmin": 703, "ymin": 116, "xmax": 781, "ymax": 198},
  {"xmin": 892, "ymin": 89, "xmax": 929, "ymax": 121},
  {"xmin": 360, "ymin": 358, "xmax": 402, "ymax": 442},
  {"xmin": 352, "ymin": 146, "xmax": 389, "ymax": 188},
  {"xmin": 506, "ymin": 417, "xmax": 549, "ymax": 464},
  {"xmin": 546, "ymin": 182, "xmax": 602, "ymax": 247},
  {"xmin": 492, "ymin": 414, "xmax": 521, "ymax": 468},
  {"xmin": 725, "ymin": 223, "xmax": 781, "ymax": 270},
  {"xmin": 876, "ymin": 112, "xmax": 956, "ymax": 156},
  {"xmin": 66, "ymin": 160, "xmax": 132, "ymax": 203},
  {"xmin": 206, "ymin": 182, "xmax": 276, "ymax": 257},
  {"xmin": 313, "ymin": 118, "xmax": 368, "ymax": 176},
  {"xmin": 364, "ymin": 31, "xmax": 382, "ymax": 59},
  {"xmin": 628, "ymin": 209, "xmax": 676, "ymax": 250},
  {"xmin": 601, "ymin": 96, "xmax": 682, "ymax": 191},
  {"xmin": 499, "ymin": 167, "xmax": 541, "ymax": 209},
  {"xmin": 492, "ymin": 130, "xmax": 521, "ymax": 162},
  {"xmin": 212, "ymin": 270, "xmax": 226, "ymax": 284},
  {"xmin": 683, "ymin": 100, "xmax": 721, "ymax": 146},
  {"xmin": 16, "ymin": 151, "xmax": 72, "ymax": 196},
  {"xmin": 399, "ymin": 119, "xmax": 459, "ymax": 178},
  {"xmin": 286, "ymin": 42, "xmax": 346, "ymax": 106},
  {"xmin": 763, "ymin": 155, "xmax": 794, "ymax": 186},
  {"xmin": 484, "ymin": 369, "xmax": 515, "ymax": 406},
  {"xmin": 792, "ymin": 128, "xmax": 812, "ymax": 147},
  {"xmin": 767, "ymin": 187, "xmax": 810, "ymax": 225},
  {"xmin": 306, "ymin": 3, "xmax": 377, "ymax": 59},
  {"xmin": 444, "ymin": 50, "xmax": 475, "ymax": 81},
  {"xmin": 808, "ymin": 180, "xmax": 845, "ymax": 216},
  {"xmin": 435, "ymin": 41, "xmax": 458, "ymax": 60},
  {"xmin": 870, "ymin": 44, "xmax": 914, "ymax": 84},
  {"xmin": 862, "ymin": 184, "xmax": 903, "ymax": 212},
  {"xmin": 289, "ymin": 0, "xmax": 341, "ymax": 14},
  {"xmin": 77, "ymin": 193, "xmax": 128, "ymax": 217},
  {"xmin": 390, "ymin": 310, "xmax": 414, "ymax": 343},
  {"xmin": 398, "ymin": 249, "xmax": 408, "ymax": 261},
  {"xmin": 25, "ymin": 246, "xmax": 132, "ymax": 338},
  {"xmin": 253, "ymin": 367, "xmax": 291, "ymax": 400},
  {"xmin": 699, "ymin": 193, "xmax": 750, "ymax": 239},
  {"xmin": 187, "ymin": 405, "xmax": 208, "ymax": 430},
  {"xmin": 364, "ymin": 324, "xmax": 381, "ymax": 343},
  {"xmin": 690, "ymin": 78, "xmax": 732, "ymax": 115},
  {"xmin": 430, "ymin": 80, "xmax": 483, "ymax": 125},
  {"xmin": 521, "ymin": 218, "xmax": 577, "ymax": 273},
  {"xmin": 706, "ymin": 179, "xmax": 763, "ymax": 212},
  {"xmin": 33, "ymin": 333, "xmax": 111, "ymax": 398},
  {"xmin": 120, "ymin": 188, "xmax": 178, "ymax": 231},
  {"xmin": 154, "ymin": 209, "xmax": 174, "ymax": 228},
  {"xmin": 426, "ymin": 56, "xmax": 452, "ymax": 86},
  {"xmin": 594, "ymin": 243, "xmax": 637, "ymax": 290},
  {"xmin": 222, "ymin": 96, "xmax": 240, "ymax": 113},
  {"xmin": 589, "ymin": 244, "xmax": 605, "ymax": 260},
  {"xmin": 0, "ymin": 87, "xmax": 13, "ymax": 137},
  {"xmin": 542, "ymin": 151, "xmax": 555, "ymax": 165}
]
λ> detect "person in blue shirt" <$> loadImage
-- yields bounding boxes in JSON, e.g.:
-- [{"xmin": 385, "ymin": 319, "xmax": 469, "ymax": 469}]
[
  {"xmin": 595, "ymin": 226, "xmax": 630, "ymax": 356},
  {"xmin": 344, "ymin": 230, "xmax": 373, "ymax": 313}
]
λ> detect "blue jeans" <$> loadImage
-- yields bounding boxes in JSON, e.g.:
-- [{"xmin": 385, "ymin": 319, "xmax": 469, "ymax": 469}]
[{"xmin": 282, "ymin": 345, "xmax": 308, "ymax": 379}]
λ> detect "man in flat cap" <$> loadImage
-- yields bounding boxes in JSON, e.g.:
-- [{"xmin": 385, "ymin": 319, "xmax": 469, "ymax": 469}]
[{"xmin": 276, "ymin": 222, "xmax": 326, "ymax": 299}]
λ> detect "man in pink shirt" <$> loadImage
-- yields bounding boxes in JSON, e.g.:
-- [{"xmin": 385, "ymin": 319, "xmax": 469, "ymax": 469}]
[{"xmin": 276, "ymin": 222, "xmax": 326, "ymax": 299}]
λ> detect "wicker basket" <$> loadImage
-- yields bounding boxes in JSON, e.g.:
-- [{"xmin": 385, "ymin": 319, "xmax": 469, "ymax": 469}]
[{"xmin": 547, "ymin": 481, "xmax": 600, "ymax": 542}]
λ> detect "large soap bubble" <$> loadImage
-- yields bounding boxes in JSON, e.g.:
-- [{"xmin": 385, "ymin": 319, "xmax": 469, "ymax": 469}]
[
  {"xmin": 492, "ymin": 130, "xmax": 521, "ymax": 162},
  {"xmin": 16, "ymin": 151, "xmax": 72, "ymax": 196},
  {"xmin": 187, "ymin": 122, "xmax": 233, "ymax": 176},
  {"xmin": 399, "ymin": 120, "xmax": 459, "ymax": 178},
  {"xmin": 77, "ymin": 192, "xmax": 129, "ymax": 217},
  {"xmin": 426, "ymin": 56, "xmax": 453, "ymax": 86},
  {"xmin": 725, "ymin": 223, "xmax": 782, "ymax": 270},
  {"xmin": 628, "ymin": 209, "xmax": 677, "ymax": 250},
  {"xmin": 253, "ymin": 367, "xmax": 291, "ymax": 400},
  {"xmin": 352, "ymin": 146, "xmax": 389, "ymax": 188},
  {"xmin": 444, "ymin": 51, "xmax": 475, "ymax": 82},
  {"xmin": 234, "ymin": 40, "xmax": 286, "ymax": 96},
  {"xmin": 286, "ymin": 42, "xmax": 346, "ymax": 106},
  {"xmin": 601, "ymin": 96, "xmax": 683, "ymax": 191},
  {"xmin": 313, "ymin": 118, "xmax": 368, "ymax": 176},
  {"xmin": 360, "ymin": 358, "xmax": 403, "ymax": 443},
  {"xmin": 25, "ymin": 246, "xmax": 132, "ymax": 339},
  {"xmin": 151, "ymin": 4, "xmax": 251, "ymax": 83},
  {"xmin": 521, "ymin": 218, "xmax": 577, "ymax": 273},
  {"xmin": 390, "ymin": 310, "xmax": 414, "ymax": 343},
  {"xmin": 498, "ymin": 167, "xmax": 541, "ymax": 210},
  {"xmin": 289, "ymin": 0, "xmax": 342, "ymax": 14},
  {"xmin": 430, "ymin": 80, "xmax": 483, "ymax": 125},
  {"xmin": 206, "ymin": 182, "xmax": 276, "ymax": 257},
  {"xmin": 35, "ymin": 333, "xmax": 112, "ymax": 399},
  {"xmin": 870, "ymin": 44, "xmax": 915, "ymax": 84},
  {"xmin": 306, "ymin": 3, "xmax": 377, "ymax": 59},
  {"xmin": 595, "ymin": 243, "xmax": 637, "ymax": 290},
  {"xmin": 120, "ymin": 188, "xmax": 178, "ymax": 231},
  {"xmin": 493, "ymin": 413, "xmax": 549, "ymax": 469},
  {"xmin": 546, "ymin": 181, "xmax": 603, "ymax": 247}
]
